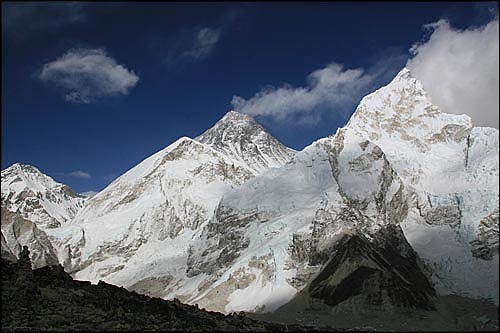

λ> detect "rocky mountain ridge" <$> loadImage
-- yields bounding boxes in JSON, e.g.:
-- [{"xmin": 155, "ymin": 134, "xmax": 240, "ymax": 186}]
[{"xmin": 1, "ymin": 163, "xmax": 86, "ymax": 229}]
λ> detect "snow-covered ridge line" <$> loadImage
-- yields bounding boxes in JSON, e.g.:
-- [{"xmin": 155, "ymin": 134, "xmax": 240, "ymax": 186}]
[
  {"xmin": 40, "ymin": 110, "xmax": 296, "ymax": 295},
  {"xmin": 1, "ymin": 163, "xmax": 87, "ymax": 229}
]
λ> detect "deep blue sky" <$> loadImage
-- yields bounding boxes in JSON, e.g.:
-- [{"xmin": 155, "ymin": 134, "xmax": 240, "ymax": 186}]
[{"xmin": 2, "ymin": 2, "xmax": 497, "ymax": 192}]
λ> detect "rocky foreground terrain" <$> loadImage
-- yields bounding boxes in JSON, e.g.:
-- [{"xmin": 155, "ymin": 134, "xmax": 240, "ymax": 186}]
[
  {"xmin": 3, "ymin": 247, "xmax": 497, "ymax": 332},
  {"xmin": 1, "ymin": 247, "xmax": 332, "ymax": 332}
]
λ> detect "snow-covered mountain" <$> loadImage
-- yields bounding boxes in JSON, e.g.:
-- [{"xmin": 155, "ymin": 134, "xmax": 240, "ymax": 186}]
[
  {"xmin": 345, "ymin": 68, "xmax": 499, "ymax": 301},
  {"xmin": 1, "ymin": 163, "xmax": 86, "ymax": 228},
  {"xmin": 195, "ymin": 111, "xmax": 293, "ymax": 174},
  {"xmin": 46, "ymin": 111, "xmax": 295, "ymax": 287},
  {"xmin": 182, "ymin": 124, "xmax": 417, "ymax": 313},
  {"xmin": 1, "ymin": 68, "xmax": 497, "ymax": 318},
  {"xmin": 1, "ymin": 163, "xmax": 86, "ymax": 268},
  {"xmin": 171, "ymin": 67, "xmax": 497, "ymax": 313}
]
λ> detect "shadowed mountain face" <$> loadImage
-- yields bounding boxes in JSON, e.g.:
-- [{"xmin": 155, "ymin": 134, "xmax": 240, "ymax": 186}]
[
  {"xmin": 1, "ymin": 247, "xmax": 332, "ymax": 332},
  {"xmin": 309, "ymin": 224, "xmax": 436, "ymax": 310}
]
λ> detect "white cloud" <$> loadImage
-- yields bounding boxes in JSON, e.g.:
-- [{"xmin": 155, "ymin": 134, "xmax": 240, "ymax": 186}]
[
  {"xmin": 407, "ymin": 18, "xmax": 499, "ymax": 128},
  {"xmin": 37, "ymin": 48, "xmax": 139, "ymax": 104},
  {"xmin": 231, "ymin": 63, "xmax": 380, "ymax": 123},
  {"xmin": 55, "ymin": 170, "xmax": 92, "ymax": 179},
  {"xmin": 80, "ymin": 191, "xmax": 98, "ymax": 197},
  {"xmin": 182, "ymin": 27, "xmax": 221, "ymax": 61},
  {"xmin": 164, "ymin": 26, "xmax": 221, "ymax": 66},
  {"xmin": 68, "ymin": 170, "xmax": 91, "ymax": 179}
]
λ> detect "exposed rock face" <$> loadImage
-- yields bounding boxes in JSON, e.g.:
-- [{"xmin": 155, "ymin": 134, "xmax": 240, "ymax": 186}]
[
  {"xmin": 1, "ymin": 232, "xmax": 17, "ymax": 262},
  {"xmin": 470, "ymin": 207, "xmax": 499, "ymax": 260},
  {"xmin": 1, "ymin": 163, "xmax": 86, "ymax": 228},
  {"xmin": 309, "ymin": 225, "xmax": 435, "ymax": 310},
  {"xmin": 1, "ymin": 207, "xmax": 59, "ymax": 269},
  {"xmin": 187, "ymin": 205, "xmax": 261, "ymax": 278},
  {"xmin": 1, "ymin": 250, "xmax": 328, "ymax": 332}
]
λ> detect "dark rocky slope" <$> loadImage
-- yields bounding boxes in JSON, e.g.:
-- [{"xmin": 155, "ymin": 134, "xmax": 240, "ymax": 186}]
[
  {"xmin": 309, "ymin": 224, "xmax": 436, "ymax": 310},
  {"xmin": 1, "ymin": 247, "xmax": 331, "ymax": 332}
]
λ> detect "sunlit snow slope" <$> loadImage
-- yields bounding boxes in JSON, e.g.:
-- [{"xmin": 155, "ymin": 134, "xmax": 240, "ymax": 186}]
[
  {"xmin": 179, "ymin": 68, "xmax": 498, "ymax": 313},
  {"xmin": 1, "ymin": 163, "xmax": 86, "ymax": 228},
  {"xmin": 46, "ymin": 111, "xmax": 295, "ymax": 292}
]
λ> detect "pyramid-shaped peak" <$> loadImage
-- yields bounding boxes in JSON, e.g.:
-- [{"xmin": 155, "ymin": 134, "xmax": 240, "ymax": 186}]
[
  {"xmin": 215, "ymin": 110, "xmax": 261, "ymax": 129},
  {"xmin": 195, "ymin": 110, "xmax": 295, "ymax": 173},
  {"xmin": 1, "ymin": 162, "xmax": 83, "ymax": 198},
  {"xmin": 349, "ymin": 66, "xmax": 471, "ymax": 124},
  {"xmin": 344, "ymin": 66, "xmax": 473, "ymax": 148},
  {"xmin": 3, "ymin": 163, "xmax": 42, "ymax": 176},
  {"xmin": 381, "ymin": 67, "xmax": 425, "ymax": 93},
  {"xmin": 195, "ymin": 110, "xmax": 266, "ymax": 145},
  {"xmin": 221, "ymin": 110, "xmax": 255, "ymax": 122}
]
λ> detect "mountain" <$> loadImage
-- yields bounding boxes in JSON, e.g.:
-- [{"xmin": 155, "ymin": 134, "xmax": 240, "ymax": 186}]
[
  {"xmin": 184, "ymin": 124, "xmax": 414, "ymax": 313},
  {"xmin": 345, "ymin": 68, "xmax": 499, "ymax": 301},
  {"xmin": 1, "ymin": 231, "xmax": 17, "ymax": 262},
  {"xmin": 1, "ymin": 163, "xmax": 86, "ymax": 229},
  {"xmin": 1, "ymin": 163, "xmax": 86, "ymax": 268},
  {"xmin": 195, "ymin": 111, "xmax": 294, "ymax": 174},
  {"xmin": 46, "ymin": 111, "xmax": 295, "ymax": 291},
  {"xmin": 177, "ymin": 67, "xmax": 498, "ymax": 314},
  {"xmin": 307, "ymin": 224, "xmax": 436, "ymax": 310},
  {"xmin": 79, "ymin": 191, "xmax": 98, "ymax": 198}
]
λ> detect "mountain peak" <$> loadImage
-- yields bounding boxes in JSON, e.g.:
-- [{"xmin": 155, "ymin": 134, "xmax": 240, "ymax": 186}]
[
  {"xmin": 345, "ymin": 66, "xmax": 472, "ymax": 142},
  {"xmin": 195, "ymin": 110, "xmax": 295, "ymax": 174},
  {"xmin": 5, "ymin": 162, "xmax": 41, "ymax": 175},
  {"xmin": 2, "ymin": 163, "xmax": 51, "ymax": 187},
  {"xmin": 196, "ymin": 110, "xmax": 264, "ymax": 147},
  {"xmin": 196, "ymin": 111, "xmax": 263, "ymax": 144},
  {"xmin": 1, "ymin": 163, "xmax": 86, "ymax": 228},
  {"xmin": 395, "ymin": 67, "xmax": 411, "ymax": 78},
  {"xmin": 220, "ymin": 110, "xmax": 254, "ymax": 122}
]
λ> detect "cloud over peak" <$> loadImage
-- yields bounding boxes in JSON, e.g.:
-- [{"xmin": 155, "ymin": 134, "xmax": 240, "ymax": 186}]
[
  {"xmin": 231, "ymin": 62, "xmax": 381, "ymax": 124},
  {"xmin": 407, "ymin": 17, "xmax": 499, "ymax": 128},
  {"xmin": 232, "ymin": 16, "xmax": 499, "ymax": 129},
  {"xmin": 37, "ymin": 48, "xmax": 139, "ymax": 104}
]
